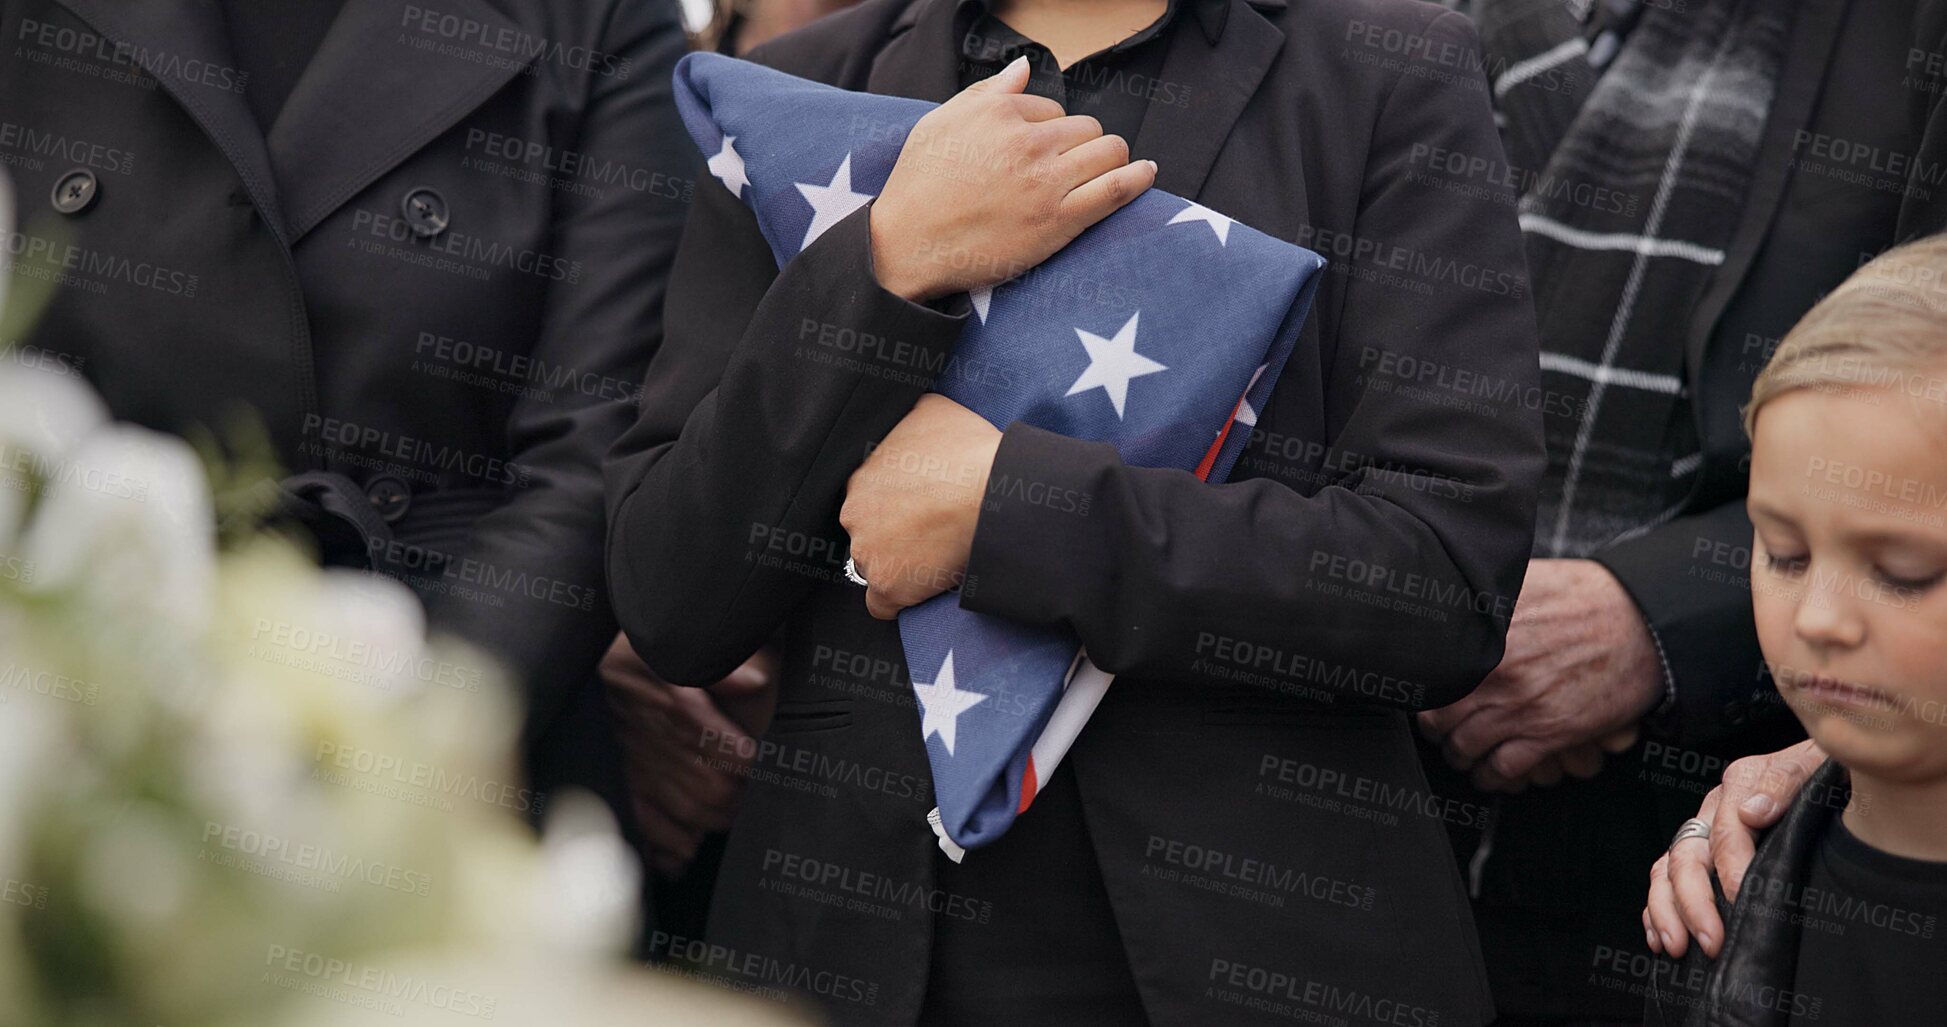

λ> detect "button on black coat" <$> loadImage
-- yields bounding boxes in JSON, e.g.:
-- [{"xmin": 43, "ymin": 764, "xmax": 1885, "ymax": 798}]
[
  {"xmin": 2, "ymin": 0, "xmax": 693, "ymax": 757},
  {"xmin": 49, "ymin": 166, "xmax": 99, "ymax": 213}
]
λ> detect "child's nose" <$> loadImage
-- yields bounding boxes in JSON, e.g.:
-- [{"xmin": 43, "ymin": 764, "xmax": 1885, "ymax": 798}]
[{"xmin": 1793, "ymin": 585, "xmax": 1866, "ymax": 650}]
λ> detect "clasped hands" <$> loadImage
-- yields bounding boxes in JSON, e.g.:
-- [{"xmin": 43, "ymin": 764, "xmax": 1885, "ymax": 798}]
[{"xmin": 1416, "ymin": 558, "xmax": 1666, "ymax": 791}]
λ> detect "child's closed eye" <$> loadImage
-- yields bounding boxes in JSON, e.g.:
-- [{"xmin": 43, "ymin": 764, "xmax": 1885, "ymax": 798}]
[{"xmin": 1872, "ymin": 566, "xmax": 1942, "ymax": 592}]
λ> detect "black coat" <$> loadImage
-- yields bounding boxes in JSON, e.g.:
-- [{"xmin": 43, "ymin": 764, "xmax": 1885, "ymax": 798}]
[
  {"xmin": 605, "ymin": 0, "xmax": 1545, "ymax": 1023},
  {"xmin": 1, "ymin": 0, "xmax": 692, "ymax": 754}
]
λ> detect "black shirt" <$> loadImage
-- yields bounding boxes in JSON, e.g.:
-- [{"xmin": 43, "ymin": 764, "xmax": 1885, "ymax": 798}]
[
  {"xmin": 1787, "ymin": 816, "xmax": 1947, "ymax": 1026},
  {"xmin": 218, "ymin": 0, "xmax": 348, "ymax": 133},
  {"xmin": 952, "ymin": 0, "xmax": 1224, "ymax": 143}
]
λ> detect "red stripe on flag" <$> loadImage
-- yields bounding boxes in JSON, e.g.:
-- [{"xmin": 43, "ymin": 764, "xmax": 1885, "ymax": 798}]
[
  {"xmin": 1195, "ymin": 398, "xmax": 1248, "ymax": 481},
  {"xmin": 1017, "ymin": 755, "xmax": 1038, "ymax": 814}
]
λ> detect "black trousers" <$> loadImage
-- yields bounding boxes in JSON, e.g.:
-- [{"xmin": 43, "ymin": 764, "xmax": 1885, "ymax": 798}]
[{"xmin": 917, "ymin": 761, "xmax": 1150, "ymax": 1025}]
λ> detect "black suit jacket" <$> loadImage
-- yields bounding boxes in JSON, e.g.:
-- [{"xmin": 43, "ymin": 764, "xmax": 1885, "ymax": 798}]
[
  {"xmin": 606, "ymin": 0, "xmax": 1544, "ymax": 1023},
  {"xmin": 1, "ymin": 0, "xmax": 691, "ymax": 750}
]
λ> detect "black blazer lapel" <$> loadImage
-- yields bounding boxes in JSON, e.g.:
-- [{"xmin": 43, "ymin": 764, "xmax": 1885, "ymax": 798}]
[
  {"xmin": 268, "ymin": 0, "xmax": 538, "ymax": 242},
  {"xmin": 867, "ymin": 0, "xmax": 965, "ymax": 103},
  {"xmin": 1132, "ymin": 0, "xmax": 1285, "ymax": 200},
  {"xmin": 49, "ymin": 0, "xmax": 288, "ymax": 239},
  {"xmin": 1684, "ymin": 0, "xmax": 1848, "ymax": 394}
]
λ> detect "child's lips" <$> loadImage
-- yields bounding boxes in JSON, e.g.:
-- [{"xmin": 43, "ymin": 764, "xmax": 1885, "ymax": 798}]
[{"xmin": 1796, "ymin": 674, "xmax": 1900, "ymax": 713}]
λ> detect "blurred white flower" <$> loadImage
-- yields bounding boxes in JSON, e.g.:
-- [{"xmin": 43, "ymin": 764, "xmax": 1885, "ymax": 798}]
[
  {"xmin": 531, "ymin": 793, "xmax": 642, "ymax": 957},
  {"xmin": 78, "ymin": 800, "xmax": 193, "ymax": 928},
  {"xmin": 0, "ymin": 362, "xmax": 108, "ymax": 545},
  {"xmin": 17, "ymin": 424, "xmax": 214, "ymax": 639},
  {"xmin": 0, "ymin": 346, "xmax": 800, "ymax": 1027},
  {"xmin": 0, "ymin": 679, "xmax": 57, "ymax": 888}
]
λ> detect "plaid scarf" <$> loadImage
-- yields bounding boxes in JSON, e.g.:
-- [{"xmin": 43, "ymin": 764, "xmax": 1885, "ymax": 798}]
[{"xmin": 1457, "ymin": 0, "xmax": 1795, "ymax": 556}]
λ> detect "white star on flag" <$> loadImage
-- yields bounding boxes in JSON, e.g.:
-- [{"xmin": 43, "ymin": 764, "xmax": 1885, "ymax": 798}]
[
  {"xmin": 914, "ymin": 651, "xmax": 988, "ymax": 756},
  {"xmin": 969, "ymin": 285, "xmax": 993, "ymax": 324},
  {"xmin": 707, "ymin": 135, "xmax": 749, "ymax": 198},
  {"xmin": 1067, "ymin": 311, "xmax": 1167, "ymax": 419},
  {"xmin": 794, "ymin": 153, "xmax": 873, "ymax": 252},
  {"xmin": 1167, "ymin": 201, "xmax": 1233, "ymax": 245}
]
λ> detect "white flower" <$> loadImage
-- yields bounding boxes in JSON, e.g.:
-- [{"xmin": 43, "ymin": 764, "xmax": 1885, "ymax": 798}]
[
  {"xmin": 529, "ymin": 794, "xmax": 641, "ymax": 957},
  {"xmin": 0, "ymin": 363, "xmax": 108, "ymax": 546},
  {"xmin": 0, "ymin": 345, "xmax": 794, "ymax": 1026},
  {"xmin": 0, "ymin": 679, "xmax": 57, "ymax": 883},
  {"xmin": 191, "ymin": 554, "xmax": 433, "ymax": 826},
  {"xmin": 17, "ymin": 424, "xmax": 213, "ymax": 638}
]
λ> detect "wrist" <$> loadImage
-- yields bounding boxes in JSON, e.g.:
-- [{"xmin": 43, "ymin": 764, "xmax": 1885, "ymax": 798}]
[
  {"xmin": 1595, "ymin": 557, "xmax": 1681, "ymax": 740},
  {"xmin": 961, "ymin": 431, "xmax": 1001, "ymax": 531}
]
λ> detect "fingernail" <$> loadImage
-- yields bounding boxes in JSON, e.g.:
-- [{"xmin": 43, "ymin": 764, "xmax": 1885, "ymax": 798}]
[
  {"xmin": 1646, "ymin": 926, "xmax": 1658, "ymax": 950},
  {"xmin": 1007, "ymin": 55, "xmax": 1028, "ymax": 72},
  {"xmin": 1698, "ymin": 933, "xmax": 1713, "ymax": 952},
  {"xmin": 1742, "ymin": 795, "xmax": 1774, "ymax": 817},
  {"xmin": 1659, "ymin": 930, "xmax": 1671, "ymax": 951},
  {"xmin": 1143, "ymin": 159, "xmax": 1159, "ymax": 173}
]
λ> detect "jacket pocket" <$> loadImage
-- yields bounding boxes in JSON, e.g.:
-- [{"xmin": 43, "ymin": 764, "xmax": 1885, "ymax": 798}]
[{"xmin": 768, "ymin": 699, "xmax": 854, "ymax": 734}]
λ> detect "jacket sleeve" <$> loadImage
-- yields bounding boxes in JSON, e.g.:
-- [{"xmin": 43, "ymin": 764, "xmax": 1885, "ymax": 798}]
[
  {"xmin": 604, "ymin": 165, "xmax": 970, "ymax": 686},
  {"xmin": 1591, "ymin": 500, "xmax": 1783, "ymax": 746},
  {"xmin": 957, "ymin": 11, "xmax": 1546, "ymax": 710},
  {"xmin": 424, "ymin": 0, "xmax": 691, "ymax": 730}
]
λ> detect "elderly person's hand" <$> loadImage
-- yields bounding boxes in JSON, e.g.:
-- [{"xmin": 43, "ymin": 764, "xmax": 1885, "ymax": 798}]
[
  {"xmin": 1417, "ymin": 558, "xmax": 1665, "ymax": 791},
  {"xmin": 1476, "ymin": 729, "xmax": 1642, "ymax": 792},
  {"xmin": 1644, "ymin": 738, "xmax": 1826, "ymax": 958}
]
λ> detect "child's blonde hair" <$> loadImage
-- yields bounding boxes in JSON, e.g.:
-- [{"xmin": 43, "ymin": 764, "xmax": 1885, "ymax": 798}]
[{"xmin": 1744, "ymin": 235, "xmax": 1947, "ymax": 437}]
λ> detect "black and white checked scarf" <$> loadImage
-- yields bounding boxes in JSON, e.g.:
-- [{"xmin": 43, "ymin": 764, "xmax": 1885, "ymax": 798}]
[{"xmin": 1455, "ymin": 0, "xmax": 1795, "ymax": 556}]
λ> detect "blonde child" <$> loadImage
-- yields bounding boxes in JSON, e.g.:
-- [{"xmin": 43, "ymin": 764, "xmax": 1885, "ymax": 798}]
[{"xmin": 1648, "ymin": 235, "xmax": 1947, "ymax": 1025}]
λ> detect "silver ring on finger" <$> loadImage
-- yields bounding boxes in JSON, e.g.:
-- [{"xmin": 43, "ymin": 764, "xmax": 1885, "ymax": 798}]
[
  {"xmin": 1668, "ymin": 817, "xmax": 1711, "ymax": 852},
  {"xmin": 843, "ymin": 553, "xmax": 869, "ymax": 588}
]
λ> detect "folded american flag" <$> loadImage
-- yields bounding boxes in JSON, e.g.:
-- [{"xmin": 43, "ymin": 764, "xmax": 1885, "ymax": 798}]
[{"xmin": 672, "ymin": 52, "xmax": 1325, "ymax": 858}]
